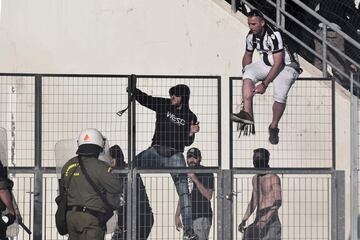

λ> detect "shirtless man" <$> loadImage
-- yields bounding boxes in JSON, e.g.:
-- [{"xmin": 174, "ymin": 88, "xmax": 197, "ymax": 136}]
[{"xmin": 238, "ymin": 148, "xmax": 282, "ymax": 240}]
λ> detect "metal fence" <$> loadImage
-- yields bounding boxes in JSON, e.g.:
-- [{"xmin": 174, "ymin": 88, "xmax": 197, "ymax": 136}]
[
  {"xmin": 233, "ymin": 170, "xmax": 344, "ymax": 240},
  {"xmin": 0, "ymin": 73, "xmax": 345, "ymax": 239},
  {"xmin": 230, "ymin": 77, "xmax": 334, "ymax": 169}
]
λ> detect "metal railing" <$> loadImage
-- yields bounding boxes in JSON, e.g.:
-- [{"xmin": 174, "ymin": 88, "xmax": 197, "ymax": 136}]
[
  {"xmin": 0, "ymin": 73, "xmax": 346, "ymax": 239},
  {"xmin": 231, "ymin": 0, "xmax": 360, "ymax": 88}
]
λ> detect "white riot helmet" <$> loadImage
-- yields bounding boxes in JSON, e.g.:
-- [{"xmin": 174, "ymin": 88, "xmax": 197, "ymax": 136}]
[{"xmin": 76, "ymin": 128, "xmax": 106, "ymax": 156}]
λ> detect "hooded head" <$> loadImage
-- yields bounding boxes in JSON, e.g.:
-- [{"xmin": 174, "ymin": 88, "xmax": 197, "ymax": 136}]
[
  {"xmin": 76, "ymin": 128, "xmax": 105, "ymax": 157},
  {"xmin": 109, "ymin": 145, "xmax": 126, "ymax": 168},
  {"xmin": 252, "ymin": 148, "xmax": 270, "ymax": 169},
  {"xmin": 169, "ymin": 84, "xmax": 191, "ymax": 105}
]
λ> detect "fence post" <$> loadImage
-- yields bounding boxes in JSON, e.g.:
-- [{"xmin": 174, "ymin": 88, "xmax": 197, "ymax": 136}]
[
  {"xmin": 231, "ymin": 0, "xmax": 237, "ymax": 13},
  {"xmin": 217, "ymin": 170, "xmax": 233, "ymax": 240},
  {"xmin": 34, "ymin": 74, "xmax": 43, "ymax": 239},
  {"xmin": 332, "ymin": 171, "xmax": 345, "ymax": 240},
  {"xmin": 128, "ymin": 74, "xmax": 137, "ymax": 240},
  {"xmin": 350, "ymin": 72, "xmax": 359, "ymax": 240}
]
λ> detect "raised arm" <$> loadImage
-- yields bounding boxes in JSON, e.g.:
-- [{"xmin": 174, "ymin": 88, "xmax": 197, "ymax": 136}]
[
  {"xmin": 184, "ymin": 115, "xmax": 199, "ymax": 146},
  {"xmin": 133, "ymin": 88, "xmax": 168, "ymax": 112}
]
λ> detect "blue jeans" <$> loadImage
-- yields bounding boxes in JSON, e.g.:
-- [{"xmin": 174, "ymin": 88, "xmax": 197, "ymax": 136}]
[
  {"xmin": 135, "ymin": 147, "xmax": 193, "ymax": 231},
  {"xmin": 193, "ymin": 217, "xmax": 212, "ymax": 240}
]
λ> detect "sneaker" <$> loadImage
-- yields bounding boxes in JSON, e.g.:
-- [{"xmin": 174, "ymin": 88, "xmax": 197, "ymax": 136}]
[
  {"xmin": 268, "ymin": 125, "xmax": 279, "ymax": 145},
  {"xmin": 231, "ymin": 110, "xmax": 254, "ymax": 124},
  {"xmin": 183, "ymin": 229, "xmax": 199, "ymax": 240}
]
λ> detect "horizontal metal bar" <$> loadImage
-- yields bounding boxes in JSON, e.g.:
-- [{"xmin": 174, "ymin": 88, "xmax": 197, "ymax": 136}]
[
  {"xmin": 0, "ymin": 73, "xmax": 36, "ymax": 77},
  {"xmin": 232, "ymin": 167, "xmax": 334, "ymax": 174},
  {"xmin": 230, "ymin": 77, "xmax": 333, "ymax": 81},
  {"xmin": 0, "ymin": 73, "xmax": 221, "ymax": 79},
  {"xmin": 0, "ymin": 73, "xmax": 130, "ymax": 78},
  {"xmin": 136, "ymin": 75, "xmax": 221, "ymax": 79},
  {"xmin": 40, "ymin": 73, "xmax": 129, "ymax": 78},
  {"xmin": 111, "ymin": 167, "xmax": 221, "ymax": 175},
  {"xmin": 8, "ymin": 166, "xmax": 59, "ymax": 174}
]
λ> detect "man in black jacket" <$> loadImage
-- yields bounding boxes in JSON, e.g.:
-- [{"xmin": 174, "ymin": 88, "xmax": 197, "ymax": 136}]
[
  {"xmin": 0, "ymin": 161, "xmax": 16, "ymax": 240},
  {"xmin": 133, "ymin": 84, "xmax": 200, "ymax": 240}
]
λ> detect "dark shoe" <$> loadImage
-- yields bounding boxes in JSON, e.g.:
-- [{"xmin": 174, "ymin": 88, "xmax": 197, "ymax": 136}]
[
  {"xmin": 268, "ymin": 125, "xmax": 279, "ymax": 145},
  {"xmin": 231, "ymin": 110, "xmax": 254, "ymax": 124},
  {"xmin": 184, "ymin": 229, "xmax": 198, "ymax": 240}
]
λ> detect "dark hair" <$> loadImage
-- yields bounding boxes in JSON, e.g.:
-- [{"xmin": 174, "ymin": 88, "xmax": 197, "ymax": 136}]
[
  {"xmin": 247, "ymin": 9, "xmax": 265, "ymax": 19},
  {"xmin": 109, "ymin": 145, "xmax": 125, "ymax": 168},
  {"xmin": 253, "ymin": 148, "xmax": 269, "ymax": 159},
  {"xmin": 253, "ymin": 148, "xmax": 270, "ymax": 168}
]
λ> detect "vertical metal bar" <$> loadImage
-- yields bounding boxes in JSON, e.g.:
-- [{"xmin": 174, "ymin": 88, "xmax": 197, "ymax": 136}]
[
  {"xmin": 131, "ymin": 170, "xmax": 138, "ymax": 240},
  {"xmin": 280, "ymin": 0, "xmax": 285, "ymax": 29},
  {"xmin": 332, "ymin": 76, "xmax": 336, "ymax": 170},
  {"xmin": 276, "ymin": 0, "xmax": 281, "ymax": 27},
  {"xmin": 216, "ymin": 171, "xmax": 224, "ymax": 239},
  {"xmin": 350, "ymin": 72, "xmax": 359, "ymax": 240},
  {"xmin": 327, "ymin": 177, "xmax": 330, "ymax": 240},
  {"xmin": 217, "ymin": 171, "xmax": 223, "ymax": 240},
  {"xmin": 231, "ymin": 0, "xmax": 237, "ymax": 13},
  {"xmin": 331, "ymin": 171, "xmax": 336, "ymax": 240},
  {"xmin": 229, "ymin": 78, "xmax": 234, "ymax": 169},
  {"xmin": 217, "ymin": 170, "xmax": 233, "ymax": 240},
  {"xmin": 128, "ymin": 74, "xmax": 136, "ymax": 170},
  {"xmin": 336, "ymin": 171, "xmax": 345, "ymax": 240},
  {"xmin": 322, "ymin": 26, "xmax": 328, "ymax": 75},
  {"xmin": 234, "ymin": 178, "xmax": 238, "ymax": 239},
  {"xmin": 127, "ymin": 74, "xmax": 137, "ymax": 240},
  {"xmin": 218, "ymin": 77, "xmax": 222, "ymax": 168},
  {"xmin": 33, "ymin": 74, "xmax": 43, "ymax": 240}
]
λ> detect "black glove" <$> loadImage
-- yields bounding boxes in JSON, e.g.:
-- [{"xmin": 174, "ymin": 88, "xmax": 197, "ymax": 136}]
[
  {"xmin": 238, "ymin": 220, "xmax": 246, "ymax": 233},
  {"xmin": 126, "ymin": 87, "xmax": 133, "ymax": 93}
]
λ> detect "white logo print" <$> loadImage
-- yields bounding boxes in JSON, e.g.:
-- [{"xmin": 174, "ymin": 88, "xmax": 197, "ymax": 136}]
[
  {"xmin": 188, "ymin": 177, "xmax": 194, "ymax": 193},
  {"xmin": 166, "ymin": 112, "xmax": 186, "ymax": 126}
]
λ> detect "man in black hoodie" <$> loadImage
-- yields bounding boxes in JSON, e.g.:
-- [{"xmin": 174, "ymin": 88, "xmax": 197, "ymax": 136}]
[{"xmin": 133, "ymin": 84, "xmax": 200, "ymax": 240}]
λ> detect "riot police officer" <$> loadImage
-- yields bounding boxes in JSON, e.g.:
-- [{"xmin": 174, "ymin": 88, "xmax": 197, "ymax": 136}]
[
  {"xmin": 0, "ymin": 160, "xmax": 16, "ymax": 240},
  {"xmin": 61, "ymin": 128, "xmax": 124, "ymax": 240}
]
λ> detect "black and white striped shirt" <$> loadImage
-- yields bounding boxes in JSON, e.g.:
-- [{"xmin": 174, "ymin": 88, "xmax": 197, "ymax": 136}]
[{"xmin": 246, "ymin": 25, "xmax": 297, "ymax": 67}]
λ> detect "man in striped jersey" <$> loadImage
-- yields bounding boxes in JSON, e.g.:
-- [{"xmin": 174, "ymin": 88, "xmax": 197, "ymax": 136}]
[{"xmin": 232, "ymin": 10, "xmax": 301, "ymax": 144}]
